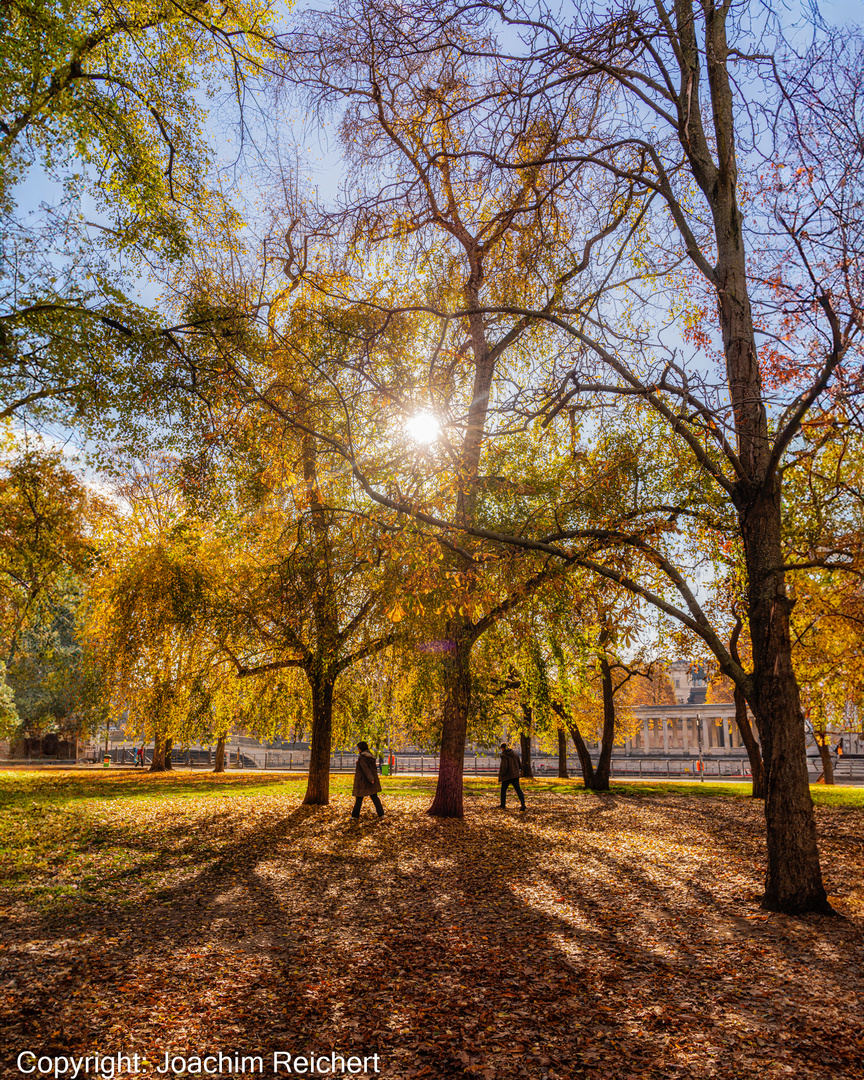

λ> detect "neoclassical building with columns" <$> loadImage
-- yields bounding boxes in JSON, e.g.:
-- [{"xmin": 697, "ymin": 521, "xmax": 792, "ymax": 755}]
[{"xmin": 626, "ymin": 703, "xmax": 748, "ymax": 756}]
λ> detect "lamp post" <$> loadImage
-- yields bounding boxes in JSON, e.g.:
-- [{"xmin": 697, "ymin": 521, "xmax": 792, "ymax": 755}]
[{"xmin": 696, "ymin": 712, "xmax": 704, "ymax": 782}]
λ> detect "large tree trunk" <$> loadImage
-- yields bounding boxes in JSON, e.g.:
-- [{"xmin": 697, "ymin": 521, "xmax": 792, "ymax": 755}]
[
  {"xmin": 741, "ymin": 484, "xmax": 831, "ymax": 913},
  {"xmin": 303, "ymin": 670, "xmax": 335, "ymax": 806},
  {"xmin": 734, "ymin": 685, "xmax": 765, "ymax": 798},
  {"xmin": 557, "ymin": 728, "xmax": 569, "ymax": 778},
  {"xmin": 213, "ymin": 735, "xmax": 226, "ymax": 774},
  {"xmin": 815, "ymin": 738, "xmax": 835, "ymax": 786},
  {"xmin": 149, "ymin": 736, "xmax": 166, "ymax": 773},
  {"xmin": 163, "ymin": 737, "xmax": 173, "ymax": 771},
  {"xmin": 519, "ymin": 731, "xmax": 533, "ymax": 778},
  {"xmin": 586, "ymin": 654, "xmax": 616, "ymax": 791},
  {"xmin": 428, "ymin": 631, "xmax": 472, "ymax": 818},
  {"xmin": 519, "ymin": 705, "xmax": 534, "ymax": 778}
]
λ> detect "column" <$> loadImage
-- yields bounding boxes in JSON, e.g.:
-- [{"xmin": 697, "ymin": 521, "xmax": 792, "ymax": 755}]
[
  {"xmin": 663, "ymin": 718, "xmax": 669, "ymax": 754},
  {"xmin": 701, "ymin": 715, "xmax": 709, "ymax": 752},
  {"xmin": 682, "ymin": 716, "xmax": 690, "ymax": 754},
  {"xmin": 643, "ymin": 717, "xmax": 650, "ymax": 752},
  {"xmin": 722, "ymin": 716, "xmax": 730, "ymax": 749}
]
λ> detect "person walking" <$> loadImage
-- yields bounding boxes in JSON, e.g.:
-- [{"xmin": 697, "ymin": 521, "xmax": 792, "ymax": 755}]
[
  {"xmin": 351, "ymin": 741, "xmax": 385, "ymax": 819},
  {"xmin": 498, "ymin": 742, "xmax": 526, "ymax": 811}
]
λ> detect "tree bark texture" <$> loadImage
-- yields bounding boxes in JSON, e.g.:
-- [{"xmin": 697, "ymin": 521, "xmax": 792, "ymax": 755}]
[
  {"xmin": 586, "ymin": 654, "xmax": 616, "ymax": 791},
  {"xmin": 734, "ymin": 685, "xmax": 765, "ymax": 799},
  {"xmin": 213, "ymin": 735, "xmax": 226, "ymax": 774},
  {"xmin": 149, "ymin": 735, "xmax": 166, "ymax": 773},
  {"xmin": 519, "ymin": 708, "xmax": 534, "ymax": 778},
  {"xmin": 428, "ymin": 633, "xmax": 472, "ymax": 818},
  {"xmin": 816, "ymin": 739, "xmax": 835, "ymax": 786},
  {"xmin": 303, "ymin": 672, "xmax": 335, "ymax": 806},
  {"xmin": 163, "ymin": 737, "xmax": 173, "ymax": 770},
  {"xmin": 557, "ymin": 727, "xmax": 569, "ymax": 778},
  {"xmin": 740, "ymin": 484, "xmax": 830, "ymax": 912},
  {"xmin": 568, "ymin": 724, "xmax": 595, "ymax": 787},
  {"xmin": 519, "ymin": 731, "xmax": 533, "ymax": 778},
  {"xmin": 427, "ymin": 248, "xmax": 498, "ymax": 817}
]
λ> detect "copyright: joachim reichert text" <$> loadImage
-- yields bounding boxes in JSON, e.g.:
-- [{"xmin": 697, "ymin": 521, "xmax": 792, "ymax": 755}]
[{"xmin": 16, "ymin": 1051, "xmax": 382, "ymax": 1076}]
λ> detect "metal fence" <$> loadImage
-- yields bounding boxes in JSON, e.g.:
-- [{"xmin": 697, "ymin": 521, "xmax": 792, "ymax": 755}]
[{"xmin": 89, "ymin": 746, "xmax": 864, "ymax": 783}]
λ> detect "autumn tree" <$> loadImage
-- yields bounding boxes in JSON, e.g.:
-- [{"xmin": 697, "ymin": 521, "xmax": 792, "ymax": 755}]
[
  {"xmin": 0, "ymin": 666, "xmax": 18, "ymax": 744},
  {"xmin": 0, "ymin": 444, "xmax": 108, "ymax": 752},
  {"xmin": 781, "ymin": 418, "xmax": 864, "ymax": 784},
  {"xmin": 150, "ymin": 299, "xmax": 413, "ymax": 803},
  {"xmin": 213, "ymin": 6, "xmax": 644, "ymax": 817},
  {"xmin": 313, "ymin": 0, "xmax": 864, "ymax": 912},
  {"xmin": 480, "ymin": 0, "xmax": 864, "ymax": 914},
  {"xmin": 0, "ymin": 445, "xmax": 97, "ymax": 665},
  {"xmin": 790, "ymin": 573, "xmax": 864, "ymax": 785},
  {"xmin": 82, "ymin": 458, "xmax": 218, "ymax": 771},
  {"xmin": 0, "ymin": 0, "xmax": 276, "ymax": 435}
]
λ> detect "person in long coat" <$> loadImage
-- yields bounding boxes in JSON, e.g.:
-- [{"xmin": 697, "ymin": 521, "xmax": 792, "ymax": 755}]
[
  {"xmin": 351, "ymin": 741, "xmax": 385, "ymax": 819},
  {"xmin": 498, "ymin": 742, "xmax": 526, "ymax": 810}
]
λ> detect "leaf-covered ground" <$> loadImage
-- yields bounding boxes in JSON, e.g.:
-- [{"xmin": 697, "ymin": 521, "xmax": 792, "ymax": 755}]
[{"xmin": 1, "ymin": 772, "xmax": 863, "ymax": 1080}]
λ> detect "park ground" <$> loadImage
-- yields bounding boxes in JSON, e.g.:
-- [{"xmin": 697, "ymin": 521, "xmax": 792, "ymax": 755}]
[{"xmin": 1, "ymin": 774, "xmax": 863, "ymax": 1080}]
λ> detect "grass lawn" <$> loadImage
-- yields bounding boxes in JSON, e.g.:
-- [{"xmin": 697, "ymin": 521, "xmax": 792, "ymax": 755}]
[{"xmin": 1, "ymin": 770, "xmax": 863, "ymax": 1079}]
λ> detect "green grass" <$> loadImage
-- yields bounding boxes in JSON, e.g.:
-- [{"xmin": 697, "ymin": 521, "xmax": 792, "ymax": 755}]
[{"xmin": 1, "ymin": 768, "xmax": 862, "ymax": 810}]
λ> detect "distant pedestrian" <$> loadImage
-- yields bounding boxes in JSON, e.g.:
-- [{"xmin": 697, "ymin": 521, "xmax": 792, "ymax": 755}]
[
  {"xmin": 388, "ymin": 750, "xmax": 395, "ymax": 775},
  {"xmin": 835, "ymin": 741, "xmax": 844, "ymax": 760},
  {"xmin": 136, "ymin": 746, "xmax": 144, "ymax": 767},
  {"xmin": 351, "ymin": 741, "xmax": 385, "ymax": 819},
  {"xmin": 498, "ymin": 742, "xmax": 526, "ymax": 811}
]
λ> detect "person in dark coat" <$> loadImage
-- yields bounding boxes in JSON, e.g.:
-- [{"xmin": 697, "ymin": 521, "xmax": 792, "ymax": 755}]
[
  {"xmin": 351, "ymin": 741, "xmax": 384, "ymax": 819},
  {"xmin": 498, "ymin": 742, "xmax": 526, "ymax": 810}
]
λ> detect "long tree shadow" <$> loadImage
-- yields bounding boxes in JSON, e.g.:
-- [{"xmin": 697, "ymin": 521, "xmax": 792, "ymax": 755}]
[{"xmin": 1, "ymin": 790, "xmax": 862, "ymax": 1080}]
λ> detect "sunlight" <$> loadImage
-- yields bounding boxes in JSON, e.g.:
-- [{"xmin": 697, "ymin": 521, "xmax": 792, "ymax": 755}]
[{"xmin": 405, "ymin": 413, "xmax": 441, "ymax": 444}]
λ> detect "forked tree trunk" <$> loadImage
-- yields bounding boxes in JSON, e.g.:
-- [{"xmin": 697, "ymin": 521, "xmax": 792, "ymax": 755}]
[
  {"xmin": 815, "ymin": 738, "xmax": 835, "ymax": 786},
  {"xmin": 303, "ymin": 672, "xmax": 335, "ymax": 806},
  {"xmin": 163, "ymin": 737, "xmax": 173, "ymax": 770},
  {"xmin": 213, "ymin": 735, "xmax": 226, "ymax": 774},
  {"xmin": 729, "ymin": 626, "xmax": 765, "ymax": 799},
  {"xmin": 149, "ymin": 735, "xmax": 166, "ymax": 773},
  {"xmin": 568, "ymin": 724, "xmax": 595, "ymax": 786},
  {"xmin": 734, "ymin": 686, "xmax": 765, "ymax": 798},
  {"xmin": 428, "ymin": 632, "xmax": 472, "ymax": 818},
  {"xmin": 586, "ymin": 655, "xmax": 616, "ymax": 791},
  {"xmin": 557, "ymin": 728, "xmax": 569, "ymax": 778},
  {"xmin": 551, "ymin": 694, "xmax": 596, "ymax": 787},
  {"xmin": 519, "ymin": 707, "xmax": 534, "ymax": 778}
]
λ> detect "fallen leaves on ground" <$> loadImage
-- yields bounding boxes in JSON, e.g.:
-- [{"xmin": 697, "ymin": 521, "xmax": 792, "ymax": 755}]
[{"xmin": 0, "ymin": 772, "xmax": 863, "ymax": 1080}]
